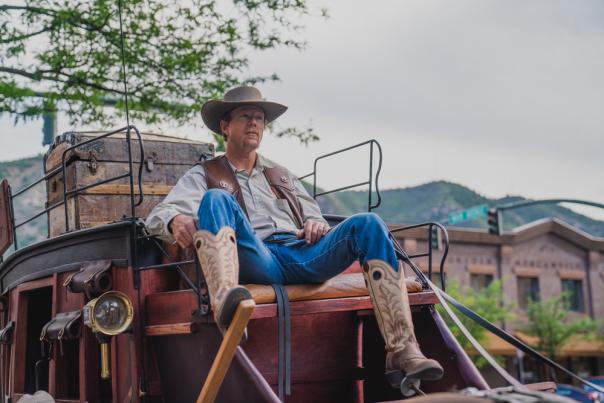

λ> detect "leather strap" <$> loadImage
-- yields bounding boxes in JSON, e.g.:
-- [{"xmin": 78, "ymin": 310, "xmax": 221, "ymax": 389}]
[
  {"xmin": 63, "ymin": 260, "xmax": 112, "ymax": 299},
  {"xmin": 35, "ymin": 342, "xmax": 52, "ymax": 391},
  {"xmin": 40, "ymin": 311, "xmax": 82, "ymax": 343},
  {"xmin": 271, "ymin": 284, "xmax": 292, "ymax": 401},
  {"xmin": 0, "ymin": 321, "xmax": 14, "ymax": 344}
]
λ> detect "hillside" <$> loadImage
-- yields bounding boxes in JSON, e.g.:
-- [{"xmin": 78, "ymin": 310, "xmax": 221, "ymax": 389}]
[
  {"xmin": 1, "ymin": 156, "xmax": 603, "ymax": 253},
  {"xmin": 0, "ymin": 155, "xmax": 47, "ymax": 250},
  {"xmin": 310, "ymin": 180, "xmax": 604, "ymax": 237}
]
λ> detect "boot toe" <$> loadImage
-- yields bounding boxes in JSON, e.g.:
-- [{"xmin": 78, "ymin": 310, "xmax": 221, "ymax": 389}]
[
  {"xmin": 216, "ymin": 286, "xmax": 253, "ymax": 330},
  {"xmin": 405, "ymin": 358, "xmax": 444, "ymax": 381},
  {"xmin": 386, "ymin": 351, "xmax": 444, "ymax": 382}
]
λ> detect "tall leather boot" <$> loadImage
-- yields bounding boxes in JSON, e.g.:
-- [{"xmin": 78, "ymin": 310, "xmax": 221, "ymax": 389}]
[
  {"xmin": 363, "ymin": 259, "xmax": 444, "ymax": 386},
  {"xmin": 193, "ymin": 227, "xmax": 252, "ymax": 334}
]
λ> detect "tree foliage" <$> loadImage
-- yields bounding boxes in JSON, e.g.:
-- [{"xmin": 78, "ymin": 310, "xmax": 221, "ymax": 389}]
[
  {"xmin": 524, "ymin": 294, "xmax": 599, "ymax": 360},
  {"xmin": 0, "ymin": 0, "xmax": 324, "ymax": 143},
  {"xmin": 436, "ymin": 279, "xmax": 514, "ymax": 368}
]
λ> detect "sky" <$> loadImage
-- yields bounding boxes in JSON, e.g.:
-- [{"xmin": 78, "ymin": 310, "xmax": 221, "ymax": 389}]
[{"xmin": 1, "ymin": 0, "xmax": 603, "ymax": 218}]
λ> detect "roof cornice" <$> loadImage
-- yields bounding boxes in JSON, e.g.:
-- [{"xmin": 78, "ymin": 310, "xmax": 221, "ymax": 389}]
[{"xmin": 388, "ymin": 218, "xmax": 604, "ymax": 252}]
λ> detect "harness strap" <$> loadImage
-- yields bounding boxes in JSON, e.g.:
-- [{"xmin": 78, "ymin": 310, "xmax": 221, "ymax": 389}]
[
  {"xmin": 271, "ymin": 284, "xmax": 292, "ymax": 401},
  {"xmin": 274, "ymin": 284, "xmax": 284, "ymax": 401},
  {"xmin": 283, "ymin": 286, "xmax": 292, "ymax": 396},
  {"xmin": 435, "ymin": 284, "xmax": 604, "ymax": 393},
  {"xmin": 35, "ymin": 341, "xmax": 53, "ymax": 391},
  {"xmin": 390, "ymin": 227, "xmax": 604, "ymax": 394},
  {"xmin": 431, "ymin": 278, "xmax": 524, "ymax": 388}
]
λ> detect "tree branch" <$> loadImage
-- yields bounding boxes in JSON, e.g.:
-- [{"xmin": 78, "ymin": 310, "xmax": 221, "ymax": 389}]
[
  {"xmin": 0, "ymin": 26, "xmax": 53, "ymax": 44},
  {"xmin": 0, "ymin": 66, "xmax": 124, "ymax": 95},
  {"xmin": 0, "ymin": 5, "xmax": 56, "ymax": 18},
  {"xmin": 0, "ymin": 66, "xmax": 41, "ymax": 81},
  {"xmin": 1, "ymin": 5, "xmax": 112, "ymax": 38}
]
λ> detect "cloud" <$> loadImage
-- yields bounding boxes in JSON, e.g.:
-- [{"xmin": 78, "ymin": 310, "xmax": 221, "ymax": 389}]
[{"xmin": 251, "ymin": 0, "xmax": 604, "ymax": 203}]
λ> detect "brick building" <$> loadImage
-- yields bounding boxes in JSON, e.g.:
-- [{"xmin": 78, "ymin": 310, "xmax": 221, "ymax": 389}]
[{"xmin": 394, "ymin": 217, "xmax": 604, "ymax": 384}]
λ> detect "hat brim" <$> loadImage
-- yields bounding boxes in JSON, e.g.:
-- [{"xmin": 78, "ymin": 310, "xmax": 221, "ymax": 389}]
[{"xmin": 201, "ymin": 100, "xmax": 288, "ymax": 134}]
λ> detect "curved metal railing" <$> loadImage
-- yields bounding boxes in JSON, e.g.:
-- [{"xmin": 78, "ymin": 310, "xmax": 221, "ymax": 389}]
[
  {"xmin": 390, "ymin": 222, "xmax": 449, "ymax": 291},
  {"xmin": 299, "ymin": 139, "xmax": 383, "ymax": 212}
]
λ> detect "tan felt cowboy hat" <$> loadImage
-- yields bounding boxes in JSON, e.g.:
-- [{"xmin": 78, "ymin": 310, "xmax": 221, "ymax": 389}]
[{"xmin": 201, "ymin": 86, "xmax": 288, "ymax": 134}]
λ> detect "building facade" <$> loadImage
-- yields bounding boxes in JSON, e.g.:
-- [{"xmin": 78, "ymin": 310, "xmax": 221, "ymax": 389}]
[{"xmin": 394, "ymin": 218, "xmax": 604, "ymax": 385}]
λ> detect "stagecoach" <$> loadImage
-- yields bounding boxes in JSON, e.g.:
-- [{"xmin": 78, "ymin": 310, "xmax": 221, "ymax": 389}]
[{"xmin": 0, "ymin": 127, "xmax": 586, "ymax": 402}]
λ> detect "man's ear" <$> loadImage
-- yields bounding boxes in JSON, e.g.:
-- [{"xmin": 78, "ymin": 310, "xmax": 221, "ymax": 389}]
[{"xmin": 219, "ymin": 120, "xmax": 229, "ymax": 140}]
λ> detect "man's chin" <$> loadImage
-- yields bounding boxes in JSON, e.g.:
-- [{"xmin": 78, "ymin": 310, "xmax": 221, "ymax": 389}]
[{"xmin": 245, "ymin": 139, "xmax": 260, "ymax": 149}]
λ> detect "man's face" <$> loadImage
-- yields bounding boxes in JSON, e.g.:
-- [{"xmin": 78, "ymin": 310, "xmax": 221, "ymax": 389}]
[{"xmin": 221, "ymin": 106, "xmax": 265, "ymax": 153}]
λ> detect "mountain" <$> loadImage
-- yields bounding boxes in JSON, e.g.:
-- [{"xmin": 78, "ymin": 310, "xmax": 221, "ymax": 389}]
[
  {"xmin": 1, "ymin": 156, "xmax": 603, "ymax": 251},
  {"xmin": 0, "ymin": 155, "xmax": 47, "ymax": 250},
  {"xmin": 308, "ymin": 180, "xmax": 604, "ymax": 237}
]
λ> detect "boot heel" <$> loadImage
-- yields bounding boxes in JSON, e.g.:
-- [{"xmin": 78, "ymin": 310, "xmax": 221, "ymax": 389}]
[
  {"xmin": 385, "ymin": 371, "xmax": 421, "ymax": 397},
  {"xmin": 385, "ymin": 370, "xmax": 404, "ymax": 389}
]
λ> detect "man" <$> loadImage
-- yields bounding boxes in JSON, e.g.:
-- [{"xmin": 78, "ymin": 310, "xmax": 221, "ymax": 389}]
[{"xmin": 145, "ymin": 86, "xmax": 443, "ymax": 387}]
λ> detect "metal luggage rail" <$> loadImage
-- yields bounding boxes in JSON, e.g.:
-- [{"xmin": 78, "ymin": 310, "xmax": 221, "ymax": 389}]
[
  {"xmin": 5, "ymin": 125, "xmax": 145, "ymax": 252},
  {"xmin": 391, "ymin": 221, "xmax": 449, "ymax": 291},
  {"xmin": 298, "ymin": 139, "xmax": 383, "ymax": 212},
  {"xmin": 298, "ymin": 140, "xmax": 448, "ymax": 290}
]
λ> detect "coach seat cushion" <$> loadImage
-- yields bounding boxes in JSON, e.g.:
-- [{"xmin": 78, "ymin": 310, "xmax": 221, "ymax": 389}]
[{"xmin": 245, "ymin": 272, "xmax": 422, "ymax": 304}]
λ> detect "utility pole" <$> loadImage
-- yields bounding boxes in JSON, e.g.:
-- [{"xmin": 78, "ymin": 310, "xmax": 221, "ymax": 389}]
[{"xmin": 42, "ymin": 111, "xmax": 57, "ymax": 145}]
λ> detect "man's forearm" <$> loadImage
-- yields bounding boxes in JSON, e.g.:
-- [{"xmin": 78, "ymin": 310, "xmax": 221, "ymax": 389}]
[
  {"xmin": 144, "ymin": 164, "xmax": 208, "ymax": 240},
  {"xmin": 145, "ymin": 205, "xmax": 182, "ymax": 241}
]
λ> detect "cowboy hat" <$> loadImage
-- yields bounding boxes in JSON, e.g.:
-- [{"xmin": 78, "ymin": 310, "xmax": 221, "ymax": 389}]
[{"xmin": 201, "ymin": 86, "xmax": 288, "ymax": 134}]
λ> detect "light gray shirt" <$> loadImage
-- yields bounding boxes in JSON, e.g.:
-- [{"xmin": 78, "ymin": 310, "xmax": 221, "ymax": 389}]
[{"xmin": 145, "ymin": 154, "xmax": 327, "ymax": 241}]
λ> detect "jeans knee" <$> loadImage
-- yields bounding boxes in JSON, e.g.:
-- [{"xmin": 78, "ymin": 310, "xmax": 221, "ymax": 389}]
[
  {"xmin": 350, "ymin": 212, "xmax": 384, "ymax": 230},
  {"xmin": 202, "ymin": 188, "xmax": 235, "ymax": 204},
  {"xmin": 348, "ymin": 213, "xmax": 390, "ymax": 241},
  {"xmin": 198, "ymin": 189, "xmax": 238, "ymax": 217}
]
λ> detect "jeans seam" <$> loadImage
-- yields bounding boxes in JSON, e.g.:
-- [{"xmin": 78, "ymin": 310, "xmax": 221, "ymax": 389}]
[{"xmin": 282, "ymin": 235, "xmax": 360, "ymax": 267}]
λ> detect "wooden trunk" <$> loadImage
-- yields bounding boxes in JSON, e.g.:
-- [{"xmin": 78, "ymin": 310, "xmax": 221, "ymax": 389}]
[{"xmin": 44, "ymin": 131, "xmax": 214, "ymax": 237}]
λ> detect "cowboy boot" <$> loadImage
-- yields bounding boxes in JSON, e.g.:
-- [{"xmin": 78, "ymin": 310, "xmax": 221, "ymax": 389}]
[
  {"xmin": 363, "ymin": 259, "xmax": 444, "ymax": 387},
  {"xmin": 193, "ymin": 227, "xmax": 252, "ymax": 334}
]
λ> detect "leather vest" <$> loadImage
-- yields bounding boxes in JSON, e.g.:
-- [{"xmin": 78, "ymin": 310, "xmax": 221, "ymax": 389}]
[{"xmin": 200, "ymin": 155, "xmax": 304, "ymax": 229}]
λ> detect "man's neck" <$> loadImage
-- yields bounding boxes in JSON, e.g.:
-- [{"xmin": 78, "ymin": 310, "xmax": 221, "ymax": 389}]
[{"xmin": 225, "ymin": 149, "xmax": 257, "ymax": 174}]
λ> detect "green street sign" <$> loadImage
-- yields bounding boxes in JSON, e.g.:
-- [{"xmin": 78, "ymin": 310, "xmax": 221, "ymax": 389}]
[{"xmin": 448, "ymin": 204, "xmax": 489, "ymax": 225}]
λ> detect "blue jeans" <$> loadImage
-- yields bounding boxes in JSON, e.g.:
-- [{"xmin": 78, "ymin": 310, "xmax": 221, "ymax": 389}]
[{"xmin": 197, "ymin": 189, "xmax": 399, "ymax": 285}]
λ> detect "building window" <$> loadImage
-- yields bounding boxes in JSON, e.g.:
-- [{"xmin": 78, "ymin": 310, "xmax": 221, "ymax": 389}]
[
  {"xmin": 561, "ymin": 279, "xmax": 584, "ymax": 312},
  {"xmin": 470, "ymin": 273, "xmax": 493, "ymax": 291},
  {"xmin": 517, "ymin": 276, "xmax": 540, "ymax": 309}
]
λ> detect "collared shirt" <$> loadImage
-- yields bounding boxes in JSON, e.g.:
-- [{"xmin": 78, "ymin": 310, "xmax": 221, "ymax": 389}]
[{"xmin": 145, "ymin": 154, "xmax": 327, "ymax": 241}]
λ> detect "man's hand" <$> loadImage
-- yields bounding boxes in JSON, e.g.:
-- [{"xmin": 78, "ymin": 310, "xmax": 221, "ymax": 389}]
[
  {"xmin": 169, "ymin": 214, "xmax": 197, "ymax": 249},
  {"xmin": 297, "ymin": 220, "xmax": 330, "ymax": 244}
]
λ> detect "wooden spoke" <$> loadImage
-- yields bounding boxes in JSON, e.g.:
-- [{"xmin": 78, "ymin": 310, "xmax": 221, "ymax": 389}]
[{"xmin": 196, "ymin": 299, "xmax": 256, "ymax": 403}]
